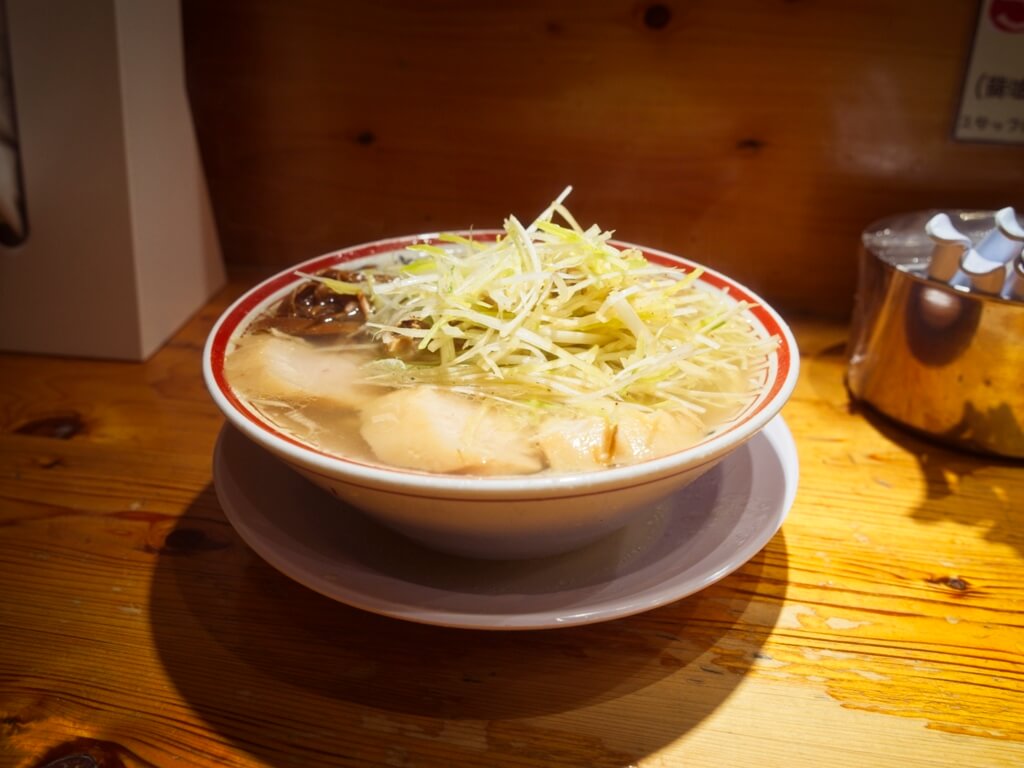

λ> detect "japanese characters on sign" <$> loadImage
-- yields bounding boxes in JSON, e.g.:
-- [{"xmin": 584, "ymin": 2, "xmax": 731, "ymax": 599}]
[{"xmin": 955, "ymin": 0, "xmax": 1024, "ymax": 144}]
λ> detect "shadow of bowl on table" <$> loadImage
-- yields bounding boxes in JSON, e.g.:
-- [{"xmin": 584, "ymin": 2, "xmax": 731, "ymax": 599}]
[{"xmin": 149, "ymin": 483, "xmax": 789, "ymax": 767}]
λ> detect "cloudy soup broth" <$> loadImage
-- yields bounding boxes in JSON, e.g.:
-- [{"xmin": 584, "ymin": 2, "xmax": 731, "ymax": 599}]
[{"xmin": 223, "ymin": 191, "xmax": 777, "ymax": 476}]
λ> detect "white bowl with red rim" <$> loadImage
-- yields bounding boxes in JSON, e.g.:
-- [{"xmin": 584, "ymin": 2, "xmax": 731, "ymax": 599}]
[{"xmin": 203, "ymin": 231, "xmax": 799, "ymax": 560}]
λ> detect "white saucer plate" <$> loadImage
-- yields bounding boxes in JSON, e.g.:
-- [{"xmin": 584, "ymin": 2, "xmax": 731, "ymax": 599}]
[{"xmin": 213, "ymin": 416, "xmax": 798, "ymax": 630}]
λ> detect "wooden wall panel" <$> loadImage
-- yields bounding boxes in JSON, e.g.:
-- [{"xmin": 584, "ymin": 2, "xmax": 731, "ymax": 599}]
[{"xmin": 181, "ymin": 0, "xmax": 1023, "ymax": 317}]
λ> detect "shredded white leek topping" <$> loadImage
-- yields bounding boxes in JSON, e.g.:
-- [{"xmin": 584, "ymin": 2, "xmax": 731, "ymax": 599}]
[{"xmin": 315, "ymin": 187, "xmax": 777, "ymax": 423}]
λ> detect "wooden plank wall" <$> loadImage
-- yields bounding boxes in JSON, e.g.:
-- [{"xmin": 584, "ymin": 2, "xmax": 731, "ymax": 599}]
[{"xmin": 181, "ymin": 0, "xmax": 1023, "ymax": 317}]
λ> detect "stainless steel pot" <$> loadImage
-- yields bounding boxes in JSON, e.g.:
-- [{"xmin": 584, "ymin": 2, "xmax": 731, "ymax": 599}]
[{"xmin": 847, "ymin": 210, "xmax": 1024, "ymax": 459}]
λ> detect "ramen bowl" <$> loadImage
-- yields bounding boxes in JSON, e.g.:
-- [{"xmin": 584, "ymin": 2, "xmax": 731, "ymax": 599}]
[{"xmin": 203, "ymin": 232, "xmax": 799, "ymax": 560}]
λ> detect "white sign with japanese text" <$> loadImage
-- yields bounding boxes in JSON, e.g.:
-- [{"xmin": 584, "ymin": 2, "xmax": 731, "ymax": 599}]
[{"xmin": 955, "ymin": 0, "xmax": 1024, "ymax": 144}]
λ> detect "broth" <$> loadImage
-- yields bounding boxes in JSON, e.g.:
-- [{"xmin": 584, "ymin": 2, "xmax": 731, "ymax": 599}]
[{"xmin": 224, "ymin": 194, "xmax": 776, "ymax": 475}]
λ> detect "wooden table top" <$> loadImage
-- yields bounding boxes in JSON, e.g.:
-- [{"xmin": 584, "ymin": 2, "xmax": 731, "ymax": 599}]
[{"xmin": 2, "ymin": 271, "xmax": 1021, "ymax": 768}]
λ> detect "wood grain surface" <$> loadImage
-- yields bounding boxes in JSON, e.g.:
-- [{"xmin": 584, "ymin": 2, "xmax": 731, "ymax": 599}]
[
  {"xmin": 181, "ymin": 0, "xmax": 1024, "ymax": 318},
  {"xmin": 1, "ymin": 269, "xmax": 1022, "ymax": 767}
]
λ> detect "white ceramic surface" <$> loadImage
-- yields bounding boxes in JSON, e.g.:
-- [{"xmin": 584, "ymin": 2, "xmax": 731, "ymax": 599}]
[
  {"xmin": 203, "ymin": 232, "xmax": 800, "ymax": 559},
  {"xmin": 213, "ymin": 415, "xmax": 798, "ymax": 630}
]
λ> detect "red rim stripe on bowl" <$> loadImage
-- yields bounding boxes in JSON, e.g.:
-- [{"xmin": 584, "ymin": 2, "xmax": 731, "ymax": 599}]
[{"xmin": 210, "ymin": 233, "xmax": 793, "ymax": 477}]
